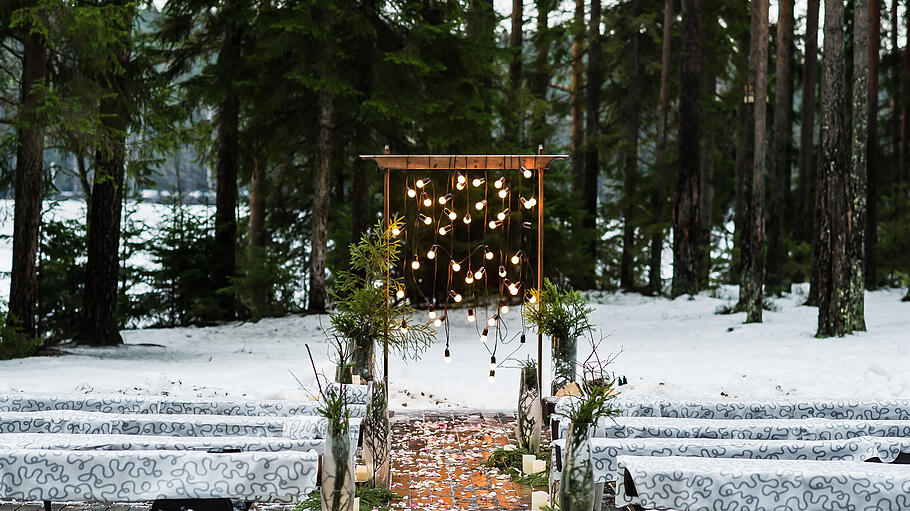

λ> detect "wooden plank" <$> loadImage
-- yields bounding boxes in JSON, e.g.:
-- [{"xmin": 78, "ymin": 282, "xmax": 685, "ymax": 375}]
[
  {"xmin": 0, "ymin": 501, "xmax": 22, "ymax": 511},
  {"xmin": 15, "ymin": 503, "xmax": 43, "ymax": 511},
  {"xmin": 359, "ymin": 154, "xmax": 568, "ymax": 171}
]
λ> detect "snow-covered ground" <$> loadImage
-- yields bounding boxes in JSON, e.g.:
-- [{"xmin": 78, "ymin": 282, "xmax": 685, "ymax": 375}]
[{"xmin": 0, "ymin": 284, "xmax": 907, "ymax": 410}]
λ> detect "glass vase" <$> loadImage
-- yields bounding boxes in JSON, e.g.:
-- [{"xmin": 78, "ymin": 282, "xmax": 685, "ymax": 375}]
[
  {"xmin": 551, "ymin": 334, "xmax": 578, "ymax": 395},
  {"xmin": 559, "ymin": 421, "xmax": 594, "ymax": 511},
  {"xmin": 517, "ymin": 363, "xmax": 542, "ymax": 452},
  {"xmin": 321, "ymin": 427, "xmax": 355, "ymax": 511},
  {"xmin": 363, "ymin": 381, "xmax": 391, "ymax": 489}
]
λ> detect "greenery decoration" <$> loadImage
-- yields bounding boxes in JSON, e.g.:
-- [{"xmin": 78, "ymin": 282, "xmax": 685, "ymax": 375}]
[{"xmin": 523, "ymin": 279, "xmax": 594, "ymax": 340}]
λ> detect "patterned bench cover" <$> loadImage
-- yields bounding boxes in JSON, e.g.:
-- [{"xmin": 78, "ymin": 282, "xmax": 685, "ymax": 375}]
[
  {"xmin": 0, "ymin": 392, "xmax": 367, "ymax": 418},
  {"xmin": 615, "ymin": 455, "xmax": 910, "ymax": 510},
  {"xmin": 557, "ymin": 416, "xmax": 910, "ymax": 441},
  {"xmin": 0, "ymin": 448, "xmax": 319, "ymax": 503},
  {"xmin": 551, "ymin": 435, "xmax": 910, "ymax": 483},
  {"xmin": 0, "ymin": 432, "xmax": 324, "ymax": 453},
  {"xmin": 552, "ymin": 396, "xmax": 910, "ymax": 420}
]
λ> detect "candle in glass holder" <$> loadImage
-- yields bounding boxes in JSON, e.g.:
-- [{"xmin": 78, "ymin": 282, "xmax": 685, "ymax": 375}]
[
  {"xmin": 355, "ymin": 464, "xmax": 369, "ymax": 482},
  {"xmin": 531, "ymin": 459, "xmax": 546, "ymax": 474},
  {"xmin": 353, "ymin": 497, "xmax": 360, "ymax": 511},
  {"xmin": 521, "ymin": 454, "xmax": 536, "ymax": 474},
  {"xmin": 530, "ymin": 491, "xmax": 548, "ymax": 511},
  {"xmin": 352, "ymin": 375, "xmax": 361, "ymax": 385}
]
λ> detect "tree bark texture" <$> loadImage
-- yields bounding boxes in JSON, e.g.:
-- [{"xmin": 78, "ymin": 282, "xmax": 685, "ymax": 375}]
[
  {"xmin": 308, "ymin": 91, "xmax": 333, "ymax": 312},
  {"xmin": 620, "ymin": 0, "xmax": 639, "ymax": 291},
  {"xmin": 649, "ymin": 0, "xmax": 673, "ymax": 295},
  {"xmin": 866, "ymin": 0, "xmax": 880, "ymax": 289},
  {"xmin": 847, "ymin": 0, "xmax": 869, "ymax": 332},
  {"xmin": 798, "ymin": 0, "xmax": 820, "ymax": 246},
  {"xmin": 504, "ymin": 0, "xmax": 523, "ymax": 147},
  {"xmin": 570, "ymin": 0, "xmax": 585, "ymax": 194},
  {"xmin": 529, "ymin": 0, "xmax": 553, "ymax": 148},
  {"xmin": 586, "ymin": 0, "xmax": 604, "ymax": 290}
]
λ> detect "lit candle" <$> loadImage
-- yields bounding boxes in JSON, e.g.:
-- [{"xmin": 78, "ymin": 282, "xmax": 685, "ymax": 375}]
[
  {"xmin": 531, "ymin": 459, "xmax": 546, "ymax": 474},
  {"xmin": 351, "ymin": 375, "xmax": 361, "ymax": 386},
  {"xmin": 353, "ymin": 497, "xmax": 360, "ymax": 510},
  {"xmin": 502, "ymin": 444, "xmax": 517, "ymax": 451},
  {"xmin": 355, "ymin": 464, "xmax": 369, "ymax": 482},
  {"xmin": 530, "ymin": 491, "xmax": 548, "ymax": 511},
  {"xmin": 522, "ymin": 454, "xmax": 536, "ymax": 474}
]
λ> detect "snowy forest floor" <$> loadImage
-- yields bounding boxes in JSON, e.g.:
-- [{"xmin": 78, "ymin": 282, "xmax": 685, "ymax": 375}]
[{"xmin": 0, "ymin": 284, "xmax": 908, "ymax": 409}]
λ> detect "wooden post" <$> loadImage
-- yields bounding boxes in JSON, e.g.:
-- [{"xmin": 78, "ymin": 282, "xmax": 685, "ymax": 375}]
[
  {"xmin": 383, "ymin": 145, "xmax": 390, "ymax": 395},
  {"xmin": 537, "ymin": 144, "xmax": 545, "ymax": 396}
]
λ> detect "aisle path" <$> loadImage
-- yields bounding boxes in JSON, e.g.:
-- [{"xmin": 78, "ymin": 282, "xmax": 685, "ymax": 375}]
[{"xmin": 390, "ymin": 411, "xmax": 537, "ymax": 511}]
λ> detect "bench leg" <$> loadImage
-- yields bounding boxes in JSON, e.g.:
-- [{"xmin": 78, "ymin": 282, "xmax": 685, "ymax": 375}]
[
  {"xmin": 593, "ymin": 482, "xmax": 604, "ymax": 511},
  {"xmin": 43, "ymin": 501, "xmax": 51, "ymax": 511}
]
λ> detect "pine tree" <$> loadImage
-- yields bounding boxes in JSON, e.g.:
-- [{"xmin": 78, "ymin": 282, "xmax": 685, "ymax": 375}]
[
  {"xmin": 847, "ymin": 0, "xmax": 869, "ymax": 332},
  {"xmin": 649, "ymin": 0, "xmax": 673, "ymax": 295},
  {"xmin": 619, "ymin": 0, "xmax": 639, "ymax": 291}
]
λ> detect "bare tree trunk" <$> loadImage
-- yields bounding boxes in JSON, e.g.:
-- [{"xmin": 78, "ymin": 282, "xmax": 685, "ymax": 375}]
[
  {"xmin": 649, "ymin": 0, "xmax": 673, "ymax": 295},
  {"xmin": 802, "ymin": 0, "xmax": 821, "ymax": 306},
  {"xmin": 672, "ymin": 0, "xmax": 702, "ymax": 298},
  {"xmin": 902, "ymin": 4, "xmax": 910, "ymax": 178},
  {"xmin": 817, "ymin": 0, "xmax": 850, "ymax": 337},
  {"xmin": 8, "ymin": 30, "xmax": 47, "ymax": 339},
  {"xmin": 866, "ymin": 0, "xmax": 880, "ymax": 289},
  {"xmin": 620, "ymin": 0, "xmax": 639, "ymax": 291},
  {"xmin": 740, "ymin": 0, "xmax": 769, "ymax": 323},
  {"xmin": 77, "ymin": 12, "xmax": 132, "ymax": 345},
  {"xmin": 529, "ymin": 0, "xmax": 553, "ymax": 148},
  {"xmin": 504, "ymin": 0, "xmax": 523, "ymax": 147},
  {"xmin": 734, "ymin": 3, "xmax": 759, "ymax": 289},
  {"xmin": 585, "ymin": 0, "xmax": 603, "ymax": 290},
  {"xmin": 248, "ymin": 150, "xmax": 267, "ymax": 249},
  {"xmin": 767, "ymin": 0, "xmax": 794, "ymax": 296},
  {"xmin": 889, "ymin": 0, "xmax": 899, "ymax": 163},
  {"xmin": 309, "ymin": 92, "xmax": 332, "ymax": 312},
  {"xmin": 848, "ymin": 0, "xmax": 869, "ymax": 332},
  {"xmin": 697, "ymin": 37, "xmax": 715, "ymax": 287},
  {"xmin": 570, "ymin": 0, "xmax": 585, "ymax": 193}
]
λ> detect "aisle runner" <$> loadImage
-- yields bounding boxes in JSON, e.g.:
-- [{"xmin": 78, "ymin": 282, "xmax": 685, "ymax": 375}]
[{"xmin": 390, "ymin": 414, "xmax": 533, "ymax": 511}]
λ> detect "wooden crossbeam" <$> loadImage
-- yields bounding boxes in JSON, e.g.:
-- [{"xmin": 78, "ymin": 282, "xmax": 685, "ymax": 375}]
[{"xmin": 360, "ymin": 154, "xmax": 568, "ymax": 170}]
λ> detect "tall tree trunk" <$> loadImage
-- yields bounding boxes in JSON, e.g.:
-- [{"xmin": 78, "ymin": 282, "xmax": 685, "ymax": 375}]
[
  {"xmin": 767, "ymin": 0, "xmax": 794, "ymax": 296},
  {"xmin": 8, "ymin": 30, "xmax": 47, "ymax": 339},
  {"xmin": 529, "ymin": 0, "xmax": 553, "ymax": 148},
  {"xmin": 672, "ymin": 0, "xmax": 702, "ymax": 298},
  {"xmin": 733, "ymin": 3, "xmax": 759, "ymax": 288},
  {"xmin": 866, "ymin": 0, "xmax": 880, "ymax": 289},
  {"xmin": 848, "ymin": 0, "xmax": 869, "ymax": 332},
  {"xmin": 77, "ymin": 13, "xmax": 131, "ymax": 346},
  {"xmin": 584, "ymin": 0, "xmax": 603, "ymax": 290},
  {"xmin": 902, "ymin": 4, "xmax": 910, "ymax": 178},
  {"xmin": 248, "ymin": 150, "xmax": 267, "ymax": 249},
  {"xmin": 505, "ymin": 0, "xmax": 523, "ymax": 147},
  {"xmin": 697, "ymin": 25, "xmax": 715, "ymax": 287},
  {"xmin": 817, "ymin": 0, "xmax": 850, "ymax": 337},
  {"xmin": 213, "ymin": 14, "xmax": 241, "ymax": 320},
  {"xmin": 570, "ymin": 0, "xmax": 585, "ymax": 193},
  {"xmin": 739, "ymin": 0, "xmax": 769, "ymax": 323},
  {"xmin": 802, "ymin": 0, "xmax": 821, "ymax": 306},
  {"xmin": 889, "ymin": 0, "xmax": 899, "ymax": 165},
  {"xmin": 309, "ymin": 92, "xmax": 332, "ymax": 312},
  {"xmin": 649, "ymin": 0, "xmax": 673, "ymax": 295},
  {"xmin": 620, "ymin": 0, "xmax": 639, "ymax": 291}
]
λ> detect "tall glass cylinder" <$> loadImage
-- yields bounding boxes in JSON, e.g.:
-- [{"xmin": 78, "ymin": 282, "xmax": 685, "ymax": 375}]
[
  {"xmin": 321, "ymin": 427, "xmax": 355, "ymax": 511},
  {"xmin": 551, "ymin": 335, "xmax": 578, "ymax": 394},
  {"xmin": 558, "ymin": 421, "xmax": 594, "ymax": 511},
  {"xmin": 517, "ymin": 363, "xmax": 542, "ymax": 452},
  {"xmin": 363, "ymin": 381, "xmax": 391, "ymax": 489}
]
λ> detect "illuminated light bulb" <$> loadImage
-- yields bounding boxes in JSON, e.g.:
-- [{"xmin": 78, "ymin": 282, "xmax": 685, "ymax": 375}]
[
  {"xmin": 490, "ymin": 356, "xmax": 497, "ymax": 370},
  {"xmin": 450, "ymin": 290, "xmax": 462, "ymax": 302},
  {"xmin": 422, "ymin": 193, "xmax": 433, "ymax": 208},
  {"xmin": 456, "ymin": 181, "xmax": 466, "ymax": 191},
  {"xmin": 487, "ymin": 315, "xmax": 498, "ymax": 327},
  {"xmin": 467, "ymin": 308, "xmax": 476, "ymax": 322},
  {"xmin": 521, "ymin": 165, "xmax": 532, "ymax": 178},
  {"xmin": 438, "ymin": 193, "xmax": 453, "ymax": 205},
  {"xmin": 524, "ymin": 196, "xmax": 537, "ymax": 208},
  {"xmin": 444, "ymin": 208, "xmax": 457, "ymax": 221},
  {"xmin": 396, "ymin": 288, "xmax": 405, "ymax": 299},
  {"xmin": 444, "ymin": 348, "xmax": 452, "ymax": 363},
  {"xmin": 489, "ymin": 369, "xmax": 496, "ymax": 383},
  {"xmin": 480, "ymin": 328, "xmax": 488, "ymax": 343},
  {"xmin": 494, "ymin": 177, "xmax": 505, "ymax": 189},
  {"xmin": 433, "ymin": 316, "xmax": 443, "ymax": 327},
  {"xmin": 498, "ymin": 265, "xmax": 507, "ymax": 278},
  {"xmin": 475, "ymin": 199, "xmax": 487, "ymax": 211},
  {"xmin": 497, "ymin": 208, "xmax": 510, "ymax": 221},
  {"xmin": 474, "ymin": 267, "xmax": 485, "ymax": 280},
  {"xmin": 411, "ymin": 258, "xmax": 421, "ymax": 270},
  {"xmin": 509, "ymin": 283, "xmax": 520, "ymax": 296},
  {"xmin": 511, "ymin": 251, "xmax": 523, "ymax": 265},
  {"xmin": 484, "ymin": 246, "xmax": 494, "ymax": 260},
  {"xmin": 456, "ymin": 173, "xmax": 467, "ymax": 185},
  {"xmin": 451, "ymin": 260, "xmax": 461, "ymax": 272},
  {"xmin": 498, "ymin": 187, "xmax": 509, "ymax": 199},
  {"xmin": 465, "ymin": 273, "xmax": 474, "ymax": 284},
  {"xmin": 391, "ymin": 227, "xmax": 401, "ymax": 237},
  {"xmin": 427, "ymin": 247, "xmax": 437, "ymax": 259},
  {"xmin": 472, "ymin": 177, "xmax": 485, "ymax": 187},
  {"xmin": 488, "ymin": 220, "xmax": 500, "ymax": 229},
  {"xmin": 501, "ymin": 304, "xmax": 509, "ymax": 314},
  {"xmin": 438, "ymin": 224, "xmax": 453, "ymax": 235},
  {"xmin": 399, "ymin": 320, "xmax": 408, "ymax": 334},
  {"xmin": 418, "ymin": 213, "xmax": 431, "ymax": 225},
  {"xmin": 462, "ymin": 213, "xmax": 472, "ymax": 224},
  {"xmin": 428, "ymin": 306, "xmax": 437, "ymax": 319},
  {"xmin": 416, "ymin": 177, "xmax": 430, "ymax": 188},
  {"xmin": 407, "ymin": 187, "xmax": 416, "ymax": 198},
  {"xmin": 522, "ymin": 221, "xmax": 533, "ymax": 229},
  {"xmin": 526, "ymin": 291, "xmax": 537, "ymax": 304},
  {"xmin": 520, "ymin": 332, "xmax": 526, "ymax": 343}
]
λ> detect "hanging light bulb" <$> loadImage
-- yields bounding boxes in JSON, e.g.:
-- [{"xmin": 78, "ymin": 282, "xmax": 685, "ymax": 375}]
[
  {"xmin": 444, "ymin": 208, "xmax": 457, "ymax": 221},
  {"xmin": 428, "ymin": 306, "xmax": 437, "ymax": 319},
  {"xmin": 427, "ymin": 246, "xmax": 437, "ymax": 259},
  {"xmin": 489, "ymin": 355, "xmax": 497, "ymax": 370},
  {"xmin": 465, "ymin": 273, "xmax": 474, "ymax": 284},
  {"xmin": 489, "ymin": 369, "xmax": 496, "ymax": 383},
  {"xmin": 438, "ymin": 224, "xmax": 453, "ymax": 235},
  {"xmin": 520, "ymin": 332, "xmax": 526, "ymax": 343},
  {"xmin": 456, "ymin": 173, "xmax": 467, "ymax": 185},
  {"xmin": 467, "ymin": 308, "xmax": 476, "ymax": 323},
  {"xmin": 451, "ymin": 260, "xmax": 461, "ymax": 272},
  {"xmin": 526, "ymin": 291, "xmax": 537, "ymax": 304},
  {"xmin": 498, "ymin": 265, "xmax": 507, "ymax": 278},
  {"xmin": 416, "ymin": 177, "xmax": 430, "ymax": 188},
  {"xmin": 494, "ymin": 177, "xmax": 505, "ymax": 189},
  {"xmin": 472, "ymin": 177, "xmax": 485, "ymax": 187},
  {"xmin": 511, "ymin": 251, "xmax": 524, "ymax": 265},
  {"xmin": 444, "ymin": 348, "xmax": 452, "ymax": 364},
  {"xmin": 438, "ymin": 193, "xmax": 453, "ymax": 205},
  {"xmin": 407, "ymin": 187, "xmax": 417, "ymax": 198},
  {"xmin": 522, "ymin": 221, "xmax": 533, "ymax": 229},
  {"xmin": 498, "ymin": 187, "xmax": 509, "ymax": 199},
  {"xmin": 509, "ymin": 282, "xmax": 520, "ymax": 296},
  {"xmin": 391, "ymin": 226, "xmax": 401, "ymax": 237},
  {"xmin": 475, "ymin": 199, "xmax": 487, "ymax": 211},
  {"xmin": 499, "ymin": 298, "xmax": 509, "ymax": 315},
  {"xmin": 433, "ymin": 314, "xmax": 445, "ymax": 328},
  {"xmin": 497, "ymin": 208, "xmax": 510, "ymax": 221},
  {"xmin": 521, "ymin": 165, "xmax": 533, "ymax": 179},
  {"xmin": 480, "ymin": 328, "xmax": 488, "ymax": 343},
  {"xmin": 484, "ymin": 246, "xmax": 494, "ymax": 260},
  {"xmin": 411, "ymin": 257, "xmax": 421, "ymax": 270},
  {"xmin": 422, "ymin": 192, "xmax": 433, "ymax": 208},
  {"xmin": 418, "ymin": 213, "xmax": 432, "ymax": 225},
  {"xmin": 488, "ymin": 219, "xmax": 502, "ymax": 229},
  {"xmin": 456, "ymin": 181, "xmax": 466, "ymax": 191},
  {"xmin": 396, "ymin": 288, "xmax": 405, "ymax": 299},
  {"xmin": 449, "ymin": 290, "xmax": 463, "ymax": 303},
  {"xmin": 524, "ymin": 196, "xmax": 537, "ymax": 208},
  {"xmin": 399, "ymin": 320, "xmax": 408, "ymax": 334},
  {"xmin": 474, "ymin": 267, "xmax": 485, "ymax": 280},
  {"xmin": 487, "ymin": 314, "xmax": 498, "ymax": 327},
  {"xmin": 462, "ymin": 213, "xmax": 472, "ymax": 224}
]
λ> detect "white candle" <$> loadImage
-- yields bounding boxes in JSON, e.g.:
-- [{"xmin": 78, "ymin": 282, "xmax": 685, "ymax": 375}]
[
  {"xmin": 530, "ymin": 491, "xmax": 548, "ymax": 511},
  {"xmin": 352, "ymin": 375, "xmax": 361, "ymax": 385},
  {"xmin": 355, "ymin": 464, "xmax": 369, "ymax": 482},
  {"xmin": 502, "ymin": 444, "xmax": 517, "ymax": 451},
  {"xmin": 353, "ymin": 497, "xmax": 360, "ymax": 510},
  {"xmin": 531, "ymin": 459, "xmax": 546, "ymax": 474},
  {"xmin": 522, "ymin": 454, "xmax": 536, "ymax": 474}
]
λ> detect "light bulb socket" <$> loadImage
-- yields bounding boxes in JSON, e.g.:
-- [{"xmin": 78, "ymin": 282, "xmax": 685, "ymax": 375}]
[{"xmin": 520, "ymin": 333, "xmax": 526, "ymax": 344}]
